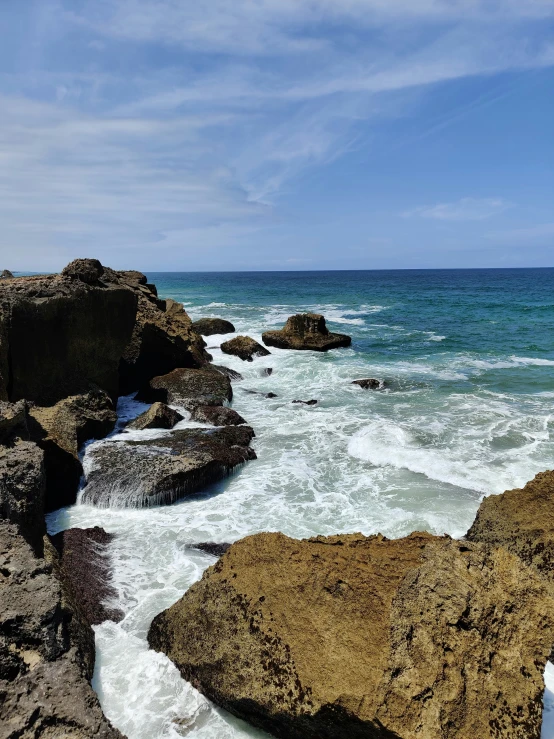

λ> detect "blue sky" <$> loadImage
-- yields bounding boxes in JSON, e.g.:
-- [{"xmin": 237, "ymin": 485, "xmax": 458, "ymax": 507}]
[{"xmin": 1, "ymin": 0, "xmax": 553, "ymax": 271}]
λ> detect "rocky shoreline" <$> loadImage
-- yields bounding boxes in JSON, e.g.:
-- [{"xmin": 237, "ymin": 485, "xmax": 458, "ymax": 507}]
[{"xmin": 2, "ymin": 259, "xmax": 554, "ymax": 738}]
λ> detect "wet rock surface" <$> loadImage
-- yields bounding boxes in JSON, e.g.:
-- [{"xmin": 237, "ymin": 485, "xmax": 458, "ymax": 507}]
[
  {"xmin": 149, "ymin": 531, "xmax": 554, "ymax": 739},
  {"xmin": 190, "ymin": 405, "xmax": 247, "ymax": 426},
  {"xmin": 292, "ymin": 399, "xmax": 318, "ymax": 406},
  {"xmin": 127, "ymin": 402, "xmax": 183, "ymax": 431},
  {"xmin": 262, "ymin": 313, "xmax": 351, "ymax": 352},
  {"xmin": 352, "ymin": 378, "xmax": 383, "ymax": 389},
  {"xmin": 50, "ymin": 527, "xmax": 123, "ymax": 626},
  {"xmin": 220, "ymin": 336, "xmax": 271, "ymax": 362},
  {"xmin": 192, "ymin": 542, "xmax": 232, "ymax": 557},
  {"xmin": 192, "ymin": 318, "xmax": 235, "ymax": 336},
  {"xmin": 81, "ymin": 426, "xmax": 256, "ymax": 508},
  {"xmin": 211, "ymin": 365, "xmax": 244, "ymax": 381},
  {"xmin": 138, "ymin": 367, "xmax": 232, "ymax": 409}
]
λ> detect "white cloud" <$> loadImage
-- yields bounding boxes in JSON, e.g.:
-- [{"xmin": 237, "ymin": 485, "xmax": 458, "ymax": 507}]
[{"xmin": 403, "ymin": 197, "xmax": 510, "ymax": 221}]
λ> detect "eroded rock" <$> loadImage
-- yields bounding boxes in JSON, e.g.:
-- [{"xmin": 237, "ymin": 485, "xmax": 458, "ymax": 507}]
[
  {"xmin": 190, "ymin": 405, "xmax": 247, "ymax": 426},
  {"xmin": 221, "ymin": 336, "xmax": 271, "ymax": 362},
  {"xmin": 128, "ymin": 402, "xmax": 183, "ymax": 431},
  {"xmin": 262, "ymin": 314, "xmax": 351, "ymax": 352},
  {"xmin": 149, "ymin": 531, "xmax": 554, "ymax": 739},
  {"xmin": 0, "ymin": 400, "xmax": 29, "ymax": 444},
  {"xmin": 192, "ymin": 318, "xmax": 235, "ymax": 336},
  {"xmin": 81, "ymin": 426, "xmax": 256, "ymax": 508},
  {"xmin": 138, "ymin": 367, "xmax": 232, "ymax": 409}
]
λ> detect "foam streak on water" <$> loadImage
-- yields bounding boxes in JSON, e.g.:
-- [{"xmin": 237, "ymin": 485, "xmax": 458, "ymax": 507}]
[{"xmin": 46, "ymin": 269, "xmax": 554, "ymax": 738}]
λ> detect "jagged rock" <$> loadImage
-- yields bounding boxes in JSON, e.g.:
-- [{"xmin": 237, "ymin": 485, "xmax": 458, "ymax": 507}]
[
  {"xmin": 50, "ymin": 527, "xmax": 123, "ymax": 626},
  {"xmin": 467, "ymin": 470, "xmax": 554, "ymax": 590},
  {"xmin": 0, "ymin": 522, "xmax": 123, "ymax": 739},
  {"xmin": 193, "ymin": 542, "xmax": 231, "ymax": 557},
  {"xmin": 128, "ymin": 402, "xmax": 183, "ymax": 431},
  {"xmin": 190, "ymin": 405, "xmax": 247, "ymax": 426},
  {"xmin": 28, "ymin": 389, "xmax": 117, "ymax": 512},
  {"xmin": 262, "ymin": 314, "xmax": 351, "ymax": 352},
  {"xmin": 0, "ymin": 441, "xmax": 45, "ymax": 555},
  {"xmin": 212, "ymin": 365, "xmax": 243, "ymax": 381},
  {"xmin": 292, "ymin": 399, "xmax": 318, "ymax": 406},
  {"xmin": 0, "ymin": 400, "xmax": 29, "ymax": 443},
  {"xmin": 0, "ymin": 270, "xmax": 13, "ymax": 279},
  {"xmin": 138, "ymin": 367, "xmax": 232, "ymax": 409},
  {"xmin": 149, "ymin": 531, "xmax": 554, "ymax": 739},
  {"xmin": 352, "ymin": 378, "xmax": 383, "ymax": 390},
  {"xmin": 0, "ymin": 263, "xmax": 138, "ymax": 405},
  {"xmin": 192, "ymin": 318, "xmax": 236, "ymax": 336},
  {"xmin": 221, "ymin": 336, "xmax": 271, "ymax": 362},
  {"xmin": 261, "ymin": 368, "xmax": 273, "ymax": 376},
  {"xmin": 265, "ymin": 392, "xmax": 278, "ymax": 398},
  {"xmin": 61, "ymin": 257, "xmax": 104, "ymax": 284},
  {"xmin": 81, "ymin": 426, "xmax": 256, "ymax": 508}
]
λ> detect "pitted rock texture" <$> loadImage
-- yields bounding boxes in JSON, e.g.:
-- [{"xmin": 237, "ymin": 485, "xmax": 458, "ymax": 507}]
[
  {"xmin": 149, "ymin": 531, "xmax": 554, "ymax": 739},
  {"xmin": 138, "ymin": 367, "xmax": 232, "ymax": 409},
  {"xmin": 467, "ymin": 470, "xmax": 554, "ymax": 587},
  {"xmin": 28, "ymin": 389, "xmax": 117, "ymax": 512},
  {"xmin": 262, "ymin": 314, "xmax": 351, "ymax": 352},
  {"xmin": 220, "ymin": 336, "xmax": 271, "ymax": 362},
  {"xmin": 190, "ymin": 405, "xmax": 247, "ymax": 427},
  {"xmin": 127, "ymin": 402, "xmax": 183, "ymax": 431},
  {"xmin": 0, "ymin": 400, "xmax": 29, "ymax": 444},
  {"xmin": 192, "ymin": 318, "xmax": 235, "ymax": 336},
  {"xmin": 81, "ymin": 426, "xmax": 256, "ymax": 508}
]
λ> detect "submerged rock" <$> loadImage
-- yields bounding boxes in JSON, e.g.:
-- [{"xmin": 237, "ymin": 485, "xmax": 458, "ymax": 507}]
[
  {"xmin": 128, "ymin": 402, "xmax": 183, "ymax": 431},
  {"xmin": 262, "ymin": 313, "xmax": 351, "ymax": 352},
  {"xmin": 50, "ymin": 527, "xmax": 123, "ymax": 626},
  {"xmin": 352, "ymin": 378, "xmax": 383, "ymax": 390},
  {"xmin": 149, "ymin": 531, "xmax": 554, "ymax": 739},
  {"xmin": 138, "ymin": 367, "xmax": 232, "ymax": 409},
  {"xmin": 192, "ymin": 318, "xmax": 235, "ymax": 336},
  {"xmin": 190, "ymin": 405, "xmax": 247, "ymax": 426},
  {"xmin": 212, "ymin": 365, "xmax": 244, "ymax": 381},
  {"xmin": 261, "ymin": 367, "xmax": 273, "ymax": 376},
  {"xmin": 81, "ymin": 426, "xmax": 256, "ymax": 508},
  {"xmin": 292, "ymin": 399, "xmax": 318, "ymax": 406},
  {"xmin": 221, "ymin": 336, "xmax": 271, "ymax": 362}
]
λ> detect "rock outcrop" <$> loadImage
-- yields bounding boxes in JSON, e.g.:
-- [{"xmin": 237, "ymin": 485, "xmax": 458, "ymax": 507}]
[
  {"xmin": 262, "ymin": 314, "xmax": 351, "ymax": 352},
  {"xmin": 28, "ymin": 388, "xmax": 117, "ymax": 512},
  {"xmin": 127, "ymin": 402, "xmax": 183, "ymax": 431},
  {"xmin": 190, "ymin": 405, "xmax": 247, "ymax": 426},
  {"xmin": 0, "ymin": 400, "xmax": 29, "ymax": 444},
  {"xmin": 138, "ymin": 367, "xmax": 232, "ymax": 409},
  {"xmin": 149, "ymin": 531, "xmax": 554, "ymax": 739},
  {"xmin": 221, "ymin": 336, "xmax": 271, "ymax": 362},
  {"xmin": 0, "ymin": 270, "xmax": 14, "ymax": 279},
  {"xmin": 352, "ymin": 378, "xmax": 383, "ymax": 390},
  {"xmin": 192, "ymin": 318, "xmax": 235, "ymax": 336},
  {"xmin": 81, "ymin": 426, "xmax": 256, "ymax": 508},
  {"xmin": 467, "ymin": 470, "xmax": 554, "ymax": 589}
]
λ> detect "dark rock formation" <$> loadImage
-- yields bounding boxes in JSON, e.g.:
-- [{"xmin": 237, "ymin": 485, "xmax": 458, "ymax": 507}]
[
  {"xmin": 149, "ymin": 531, "xmax": 554, "ymax": 739},
  {"xmin": 50, "ymin": 527, "xmax": 123, "ymax": 626},
  {"xmin": 292, "ymin": 399, "xmax": 318, "ymax": 406},
  {"xmin": 192, "ymin": 318, "xmax": 235, "ymax": 336},
  {"xmin": 0, "ymin": 270, "xmax": 14, "ymax": 279},
  {"xmin": 352, "ymin": 378, "xmax": 383, "ymax": 390},
  {"xmin": 61, "ymin": 257, "xmax": 104, "ymax": 285},
  {"xmin": 81, "ymin": 426, "xmax": 256, "ymax": 508},
  {"xmin": 127, "ymin": 402, "xmax": 183, "ymax": 431},
  {"xmin": 28, "ymin": 388, "xmax": 117, "ymax": 512},
  {"xmin": 138, "ymin": 367, "xmax": 232, "ymax": 409},
  {"xmin": 261, "ymin": 368, "xmax": 273, "ymax": 376},
  {"xmin": 220, "ymin": 336, "xmax": 271, "ymax": 362},
  {"xmin": 190, "ymin": 406, "xmax": 247, "ymax": 426},
  {"xmin": 192, "ymin": 542, "xmax": 231, "ymax": 557},
  {"xmin": 212, "ymin": 365, "xmax": 243, "ymax": 381},
  {"xmin": 262, "ymin": 314, "xmax": 351, "ymax": 352},
  {"xmin": 0, "ymin": 400, "xmax": 29, "ymax": 444},
  {"xmin": 467, "ymin": 470, "xmax": 554, "ymax": 591}
]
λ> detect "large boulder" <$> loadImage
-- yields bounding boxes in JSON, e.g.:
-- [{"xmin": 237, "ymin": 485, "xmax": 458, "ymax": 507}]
[
  {"xmin": 149, "ymin": 531, "xmax": 554, "ymax": 739},
  {"xmin": 220, "ymin": 336, "xmax": 270, "ymax": 362},
  {"xmin": 127, "ymin": 401, "xmax": 183, "ymax": 431},
  {"xmin": 192, "ymin": 318, "xmax": 235, "ymax": 336},
  {"xmin": 467, "ymin": 470, "xmax": 554, "ymax": 589},
  {"xmin": 28, "ymin": 388, "xmax": 117, "ymax": 512},
  {"xmin": 262, "ymin": 314, "xmax": 351, "ymax": 352},
  {"xmin": 352, "ymin": 378, "xmax": 383, "ymax": 390},
  {"xmin": 190, "ymin": 405, "xmax": 247, "ymax": 426},
  {"xmin": 138, "ymin": 367, "xmax": 232, "ymax": 409},
  {"xmin": 81, "ymin": 426, "xmax": 256, "ymax": 508},
  {"xmin": 0, "ymin": 270, "xmax": 14, "ymax": 279}
]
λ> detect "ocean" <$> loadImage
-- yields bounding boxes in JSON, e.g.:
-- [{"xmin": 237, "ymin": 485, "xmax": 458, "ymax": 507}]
[{"xmin": 47, "ymin": 268, "xmax": 554, "ymax": 738}]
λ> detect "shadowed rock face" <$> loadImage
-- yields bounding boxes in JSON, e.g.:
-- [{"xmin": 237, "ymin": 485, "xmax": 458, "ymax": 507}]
[
  {"xmin": 262, "ymin": 314, "xmax": 351, "ymax": 352},
  {"xmin": 149, "ymin": 531, "xmax": 554, "ymax": 739},
  {"xmin": 81, "ymin": 426, "xmax": 256, "ymax": 508},
  {"xmin": 127, "ymin": 402, "xmax": 183, "ymax": 431},
  {"xmin": 220, "ymin": 336, "xmax": 271, "ymax": 362},
  {"xmin": 190, "ymin": 405, "xmax": 247, "ymax": 426},
  {"xmin": 138, "ymin": 367, "xmax": 232, "ymax": 409},
  {"xmin": 192, "ymin": 318, "xmax": 235, "ymax": 336},
  {"xmin": 0, "ymin": 401, "xmax": 29, "ymax": 444}
]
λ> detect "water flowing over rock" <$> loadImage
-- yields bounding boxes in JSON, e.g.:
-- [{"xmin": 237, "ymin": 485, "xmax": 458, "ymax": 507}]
[
  {"xmin": 262, "ymin": 314, "xmax": 351, "ymax": 352},
  {"xmin": 127, "ymin": 402, "xmax": 183, "ymax": 431},
  {"xmin": 192, "ymin": 318, "xmax": 236, "ymax": 336},
  {"xmin": 292, "ymin": 399, "xmax": 318, "ymax": 406},
  {"xmin": 190, "ymin": 405, "xmax": 247, "ymax": 426},
  {"xmin": 352, "ymin": 378, "xmax": 384, "ymax": 390},
  {"xmin": 138, "ymin": 367, "xmax": 232, "ymax": 409},
  {"xmin": 81, "ymin": 426, "xmax": 256, "ymax": 508},
  {"xmin": 149, "ymin": 531, "xmax": 554, "ymax": 739},
  {"xmin": 220, "ymin": 336, "xmax": 271, "ymax": 362},
  {"xmin": 212, "ymin": 365, "xmax": 244, "ymax": 381}
]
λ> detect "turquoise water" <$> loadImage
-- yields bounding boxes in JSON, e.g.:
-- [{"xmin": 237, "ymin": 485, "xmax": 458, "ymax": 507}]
[{"xmin": 48, "ymin": 269, "xmax": 554, "ymax": 738}]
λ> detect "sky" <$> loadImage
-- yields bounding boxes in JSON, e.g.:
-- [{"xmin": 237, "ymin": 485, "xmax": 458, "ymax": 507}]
[{"xmin": 1, "ymin": 1, "xmax": 553, "ymax": 271}]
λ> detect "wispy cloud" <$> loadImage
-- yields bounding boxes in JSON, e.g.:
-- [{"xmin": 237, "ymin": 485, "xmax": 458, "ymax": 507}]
[
  {"xmin": 403, "ymin": 197, "xmax": 510, "ymax": 221},
  {"xmin": 485, "ymin": 222, "xmax": 554, "ymax": 243}
]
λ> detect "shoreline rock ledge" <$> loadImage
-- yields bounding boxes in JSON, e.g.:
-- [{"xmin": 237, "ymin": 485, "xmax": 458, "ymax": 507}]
[
  {"xmin": 148, "ymin": 531, "xmax": 554, "ymax": 739},
  {"xmin": 262, "ymin": 313, "xmax": 351, "ymax": 351}
]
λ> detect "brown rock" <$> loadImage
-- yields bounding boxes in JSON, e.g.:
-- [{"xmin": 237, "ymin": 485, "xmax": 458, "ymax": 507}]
[
  {"xmin": 149, "ymin": 531, "xmax": 554, "ymax": 739},
  {"xmin": 190, "ymin": 405, "xmax": 247, "ymax": 426},
  {"xmin": 352, "ymin": 378, "xmax": 383, "ymax": 390},
  {"xmin": 128, "ymin": 402, "xmax": 183, "ymax": 430},
  {"xmin": 138, "ymin": 367, "xmax": 232, "ymax": 409},
  {"xmin": 262, "ymin": 314, "xmax": 351, "ymax": 352},
  {"xmin": 221, "ymin": 336, "xmax": 271, "ymax": 362},
  {"xmin": 61, "ymin": 257, "xmax": 104, "ymax": 284},
  {"xmin": 192, "ymin": 318, "xmax": 236, "ymax": 336},
  {"xmin": 0, "ymin": 400, "xmax": 29, "ymax": 443}
]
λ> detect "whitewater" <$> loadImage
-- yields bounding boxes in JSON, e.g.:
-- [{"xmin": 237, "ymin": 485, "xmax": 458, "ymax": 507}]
[{"xmin": 46, "ymin": 269, "xmax": 554, "ymax": 738}]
